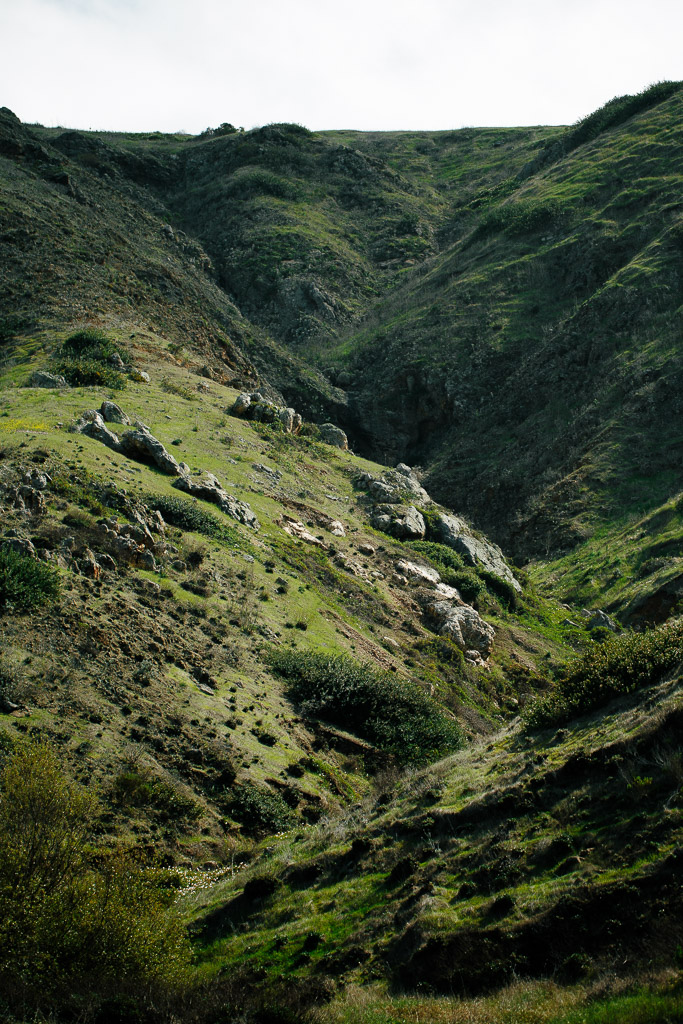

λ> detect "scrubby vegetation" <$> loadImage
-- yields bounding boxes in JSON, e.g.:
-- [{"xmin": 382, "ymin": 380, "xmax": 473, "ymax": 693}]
[
  {"xmin": 269, "ymin": 649, "xmax": 463, "ymax": 765},
  {"xmin": 0, "ymin": 741, "xmax": 190, "ymax": 1019},
  {"xmin": 0, "ymin": 548, "xmax": 60, "ymax": 612},
  {"xmin": 145, "ymin": 492, "xmax": 239, "ymax": 542},
  {"xmin": 525, "ymin": 621, "xmax": 683, "ymax": 728},
  {"xmin": 54, "ymin": 329, "xmax": 128, "ymax": 389}
]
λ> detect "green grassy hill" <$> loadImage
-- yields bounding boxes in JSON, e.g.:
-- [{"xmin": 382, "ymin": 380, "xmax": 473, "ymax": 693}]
[{"xmin": 1, "ymin": 86, "xmax": 682, "ymax": 1022}]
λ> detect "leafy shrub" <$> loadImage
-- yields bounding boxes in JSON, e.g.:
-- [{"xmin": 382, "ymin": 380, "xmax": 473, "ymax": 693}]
[
  {"xmin": 406, "ymin": 540, "xmax": 465, "ymax": 572},
  {"xmin": 113, "ymin": 767, "xmax": 200, "ymax": 823},
  {"xmin": 524, "ymin": 621, "xmax": 683, "ymax": 729},
  {"xmin": 0, "ymin": 741, "xmax": 190, "ymax": 1016},
  {"xmin": 443, "ymin": 569, "xmax": 486, "ymax": 605},
  {"xmin": 268, "ymin": 650, "xmax": 463, "ymax": 766},
  {"xmin": 479, "ymin": 569, "xmax": 519, "ymax": 610},
  {"xmin": 228, "ymin": 782, "xmax": 296, "ymax": 835},
  {"xmin": 55, "ymin": 329, "xmax": 128, "ymax": 390},
  {"xmin": 145, "ymin": 493, "xmax": 238, "ymax": 542},
  {"xmin": 0, "ymin": 548, "xmax": 60, "ymax": 612}
]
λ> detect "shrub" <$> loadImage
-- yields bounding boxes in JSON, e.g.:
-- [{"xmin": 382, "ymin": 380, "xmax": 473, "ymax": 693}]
[
  {"xmin": 228, "ymin": 782, "xmax": 296, "ymax": 835},
  {"xmin": 406, "ymin": 540, "xmax": 465, "ymax": 572},
  {"xmin": 479, "ymin": 569, "xmax": 519, "ymax": 610},
  {"xmin": 0, "ymin": 547, "xmax": 60, "ymax": 612},
  {"xmin": 0, "ymin": 741, "xmax": 190, "ymax": 1015},
  {"xmin": 524, "ymin": 621, "xmax": 683, "ymax": 729},
  {"xmin": 268, "ymin": 650, "xmax": 463, "ymax": 766},
  {"xmin": 55, "ymin": 329, "xmax": 128, "ymax": 389},
  {"xmin": 145, "ymin": 492, "xmax": 238, "ymax": 542}
]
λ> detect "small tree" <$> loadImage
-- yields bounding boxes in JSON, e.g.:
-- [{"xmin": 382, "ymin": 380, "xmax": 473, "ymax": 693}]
[{"xmin": 0, "ymin": 740, "xmax": 190, "ymax": 1014}]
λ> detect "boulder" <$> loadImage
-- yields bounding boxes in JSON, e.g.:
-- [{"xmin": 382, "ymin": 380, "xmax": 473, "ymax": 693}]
[
  {"xmin": 395, "ymin": 559, "xmax": 440, "ymax": 586},
  {"xmin": 421, "ymin": 595, "xmax": 495, "ymax": 656},
  {"xmin": 278, "ymin": 407, "xmax": 302, "ymax": 434},
  {"xmin": 29, "ymin": 370, "xmax": 68, "ymax": 388},
  {"xmin": 119, "ymin": 423, "xmax": 180, "ymax": 475},
  {"xmin": 80, "ymin": 410, "xmax": 123, "ymax": 452},
  {"xmin": 372, "ymin": 504, "xmax": 426, "ymax": 540},
  {"xmin": 129, "ymin": 368, "xmax": 151, "ymax": 383},
  {"xmin": 587, "ymin": 609, "xmax": 619, "ymax": 632},
  {"xmin": 328, "ymin": 520, "xmax": 346, "ymax": 538},
  {"xmin": 173, "ymin": 469, "xmax": 260, "ymax": 530},
  {"xmin": 318, "ymin": 423, "xmax": 348, "ymax": 450},
  {"xmin": 100, "ymin": 400, "xmax": 130, "ymax": 425},
  {"xmin": 436, "ymin": 513, "xmax": 521, "ymax": 593},
  {"xmin": 231, "ymin": 393, "xmax": 252, "ymax": 416}
]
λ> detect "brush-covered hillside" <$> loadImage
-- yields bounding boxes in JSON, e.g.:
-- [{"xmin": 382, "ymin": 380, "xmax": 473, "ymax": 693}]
[{"xmin": 0, "ymin": 84, "xmax": 682, "ymax": 1023}]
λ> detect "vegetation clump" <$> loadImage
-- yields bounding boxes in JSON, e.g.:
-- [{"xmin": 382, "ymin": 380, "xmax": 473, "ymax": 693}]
[
  {"xmin": 145, "ymin": 492, "xmax": 239, "ymax": 542},
  {"xmin": 54, "ymin": 328, "xmax": 128, "ymax": 389},
  {"xmin": 268, "ymin": 650, "xmax": 463, "ymax": 765},
  {"xmin": 228, "ymin": 781, "xmax": 296, "ymax": 835},
  {"xmin": 0, "ymin": 741, "xmax": 190, "ymax": 1018},
  {"xmin": 0, "ymin": 547, "xmax": 60, "ymax": 612},
  {"xmin": 524, "ymin": 621, "xmax": 683, "ymax": 728}
]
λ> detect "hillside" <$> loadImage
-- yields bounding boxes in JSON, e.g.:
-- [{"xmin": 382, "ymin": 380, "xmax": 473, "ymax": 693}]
[{"xmin": 0, "ymin": 85, "xmax": 682, "ymax": 1023}]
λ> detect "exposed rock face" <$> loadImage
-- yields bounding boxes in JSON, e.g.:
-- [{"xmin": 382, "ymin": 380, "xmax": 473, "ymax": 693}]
[
  {"xmin": 100, "ymin": 400, "xmax": 130, "ymax": 425},
  {"xmin": 280, "ymin": 517, "xmax": 326, "ymax": 547},
  {"xmin": 421, "ymin": 594, "xmax": 495, "ymax": 657},
  {"xmin": 119, "ymin": 422, "xmax": 180, "ymax": 475},
  {"xmin": 436, "ymin": 513, "xmax": 521, "ymax": 593},
  {"xmin": 371, "ymin": 504, "xmax": 426, "ymax": 540},
  {"xmin": 395, "ymin": 559, "xmax": 440, "ymax": 586},
  {"xmin": 80, "ymin": 410, "xmax": 124, "ymax": 451},
  {"xmin": 173, "ymin": 467, "xmax": 260, "ymax": 530},
  {"xmin": 29, "ymin": 371, "xmax": 68, "ymax": 388},
  {"xmin": 356, "ymin": 464, "xmax": 431, "ymax": 504},
  {"xmin": 230, "ymin": 392, "xmax": 303, "ymax": 434},
  {"xmin": 318, "ymin": 423, "xmax": 348, "ymax": 450}
]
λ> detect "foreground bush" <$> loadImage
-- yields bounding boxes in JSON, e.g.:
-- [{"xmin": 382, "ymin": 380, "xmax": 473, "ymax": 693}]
[
  {"xmin": 0, "ymin": 548, "xmax": 60, "ymax": 612},
  {"xmin": 146, "ymin": 492, "xmax": 238, "ymax": 542},
  {"xmin": 0, "ymin": 740, "xmax": 190, "ymax": 1016},
  {"xmin": 269, "ymin": 650, "xmax": 463, "ymax": 765},
  {"xmin": 524, "ymin": 621, "xmax": 683, "ymax": 729}
]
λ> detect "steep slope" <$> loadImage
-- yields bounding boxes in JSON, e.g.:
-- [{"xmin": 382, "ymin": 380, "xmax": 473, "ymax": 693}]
[{"xmin": 320, "ymin": 84, "xmax": 683, "ymax": 564}]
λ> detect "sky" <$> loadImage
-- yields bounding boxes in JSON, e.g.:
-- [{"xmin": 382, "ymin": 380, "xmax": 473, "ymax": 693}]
[{"xmin": 1, "ymin": 0, "xmax": 682, "ymax": 134}]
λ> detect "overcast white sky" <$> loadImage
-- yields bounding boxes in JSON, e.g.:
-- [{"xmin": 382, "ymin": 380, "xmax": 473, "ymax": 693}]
[{"xmin": 1, "ymin": 0, "xmax": 681, "ymax": 133}]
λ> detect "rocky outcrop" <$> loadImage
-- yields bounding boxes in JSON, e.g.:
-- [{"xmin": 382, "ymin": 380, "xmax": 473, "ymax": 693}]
[
  {"xmin": 436, "ymin": 513, "xmax": 521, "ymax": 593},
  {"xmin": 356, "ymin": 464, "xmax": 431, "ymax": 505},
  {"xmin": 173, "ymin": 466, "xmax": 260, "ymax": 530},
  {"xmin": 420, "ymin": 593, "xmax": 495, "ymax": 659},
  {"xmin": 230, "ymin": 392, "xmax": 303, "ymax": 434},
  {"xmin": 371, "ymin": 504, "xmax": 426, "ymax": 540},
  {"xmin": 318, "ymin": 423, "xmax": 348, "ymax": 450},
  {"xmin": 79, "ymin": 410, "xmax": 124, "ymax": 451},
  {"xmin": 100, "ymin": 400, "xmax": 130, "ymax": 425},
  {"xmin": 77, "ymin": 412, "xmax": 180, "ymax": 475},
  {"xmin": 29, "ymin": 371, "xmax": 68, "ymax": 388},
  {"xmin": 119, "ymin": 422, "xmax": 181, "ymax": 475}
]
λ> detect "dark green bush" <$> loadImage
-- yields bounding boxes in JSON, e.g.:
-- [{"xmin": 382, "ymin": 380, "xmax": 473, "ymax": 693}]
[
  {"xmin": 145, "ymin": 493, "xmax": 239, "ymax": 542},
  {"xmin": 0, "ymin": 548, "xmax": 60, "ymax": 612},
  {"xmin": 479, "ymin": 569, "xmax": 519, "ymax": 609},
  {"xmin": 0, "ymin": 741, "xmax": 190, "ymax": 1016},
  {"xmin": 406, "ymin": 540, "xmax": 465, "ymax": 572},
  {"xmin": 442, "ymin": 569, "xmax": 486, "ymax": 605},
  {"xmin": 228, "ymin": 782, "xmax": 296, "ymax": 835},
  {"xmin": 475, "ymin": 198, "xmax": 566, "ymax": 239},
  {"xmin": 268, "ymin": 650, "xmax": 463, "ymax": 766},
  {"xmin": 524, "ymin": 621, "xmax": 683, "ymax": 729},
  {"xmin": 56, "ymin": 357, "xmax": 127, "ymax": 389},
  {"xmin": 55, "ymin": 330, "xmax": 128, "ymax": 390}
]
